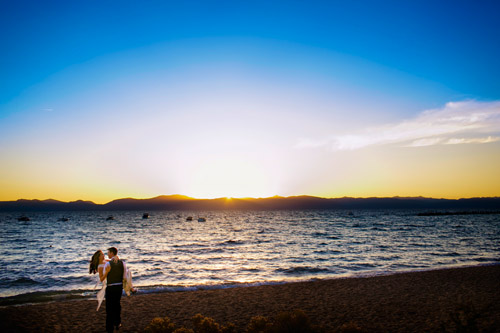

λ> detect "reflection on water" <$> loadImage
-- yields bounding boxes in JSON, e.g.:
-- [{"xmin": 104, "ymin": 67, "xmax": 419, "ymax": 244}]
[{"xmin": 0, "ymin": 210, "xmax": 499, "ymax": 300}]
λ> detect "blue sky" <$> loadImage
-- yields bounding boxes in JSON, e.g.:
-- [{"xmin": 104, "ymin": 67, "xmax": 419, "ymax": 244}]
[
  {"xmin": 2, "ymin": 0, "xmax": 499, "ymax": 109},
  {"xmin": 1, "ymin": 1, "xmax": 500, "ymax": 201}
]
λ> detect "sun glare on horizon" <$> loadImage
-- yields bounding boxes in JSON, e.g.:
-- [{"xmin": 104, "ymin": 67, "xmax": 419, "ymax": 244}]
[{"xmin": 181, "ymin": 157, "xmax": 279, "ymax": 199}]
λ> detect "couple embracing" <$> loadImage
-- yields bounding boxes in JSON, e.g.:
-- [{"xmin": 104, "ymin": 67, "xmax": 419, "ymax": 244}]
[{"xmin": 89, "ymin": 247, "xmax": 136, "ymax": 332}]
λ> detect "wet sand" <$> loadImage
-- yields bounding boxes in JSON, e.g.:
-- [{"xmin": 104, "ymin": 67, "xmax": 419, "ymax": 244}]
[{"xmin": 1, "ymin": 265, "xmax": 499, "ymax": 332}]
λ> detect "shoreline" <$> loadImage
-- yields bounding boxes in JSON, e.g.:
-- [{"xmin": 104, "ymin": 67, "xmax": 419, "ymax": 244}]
[
  {"xmin": 2, "ymin": 262, "xmax": 497, "ymax": 307},
  {"xmin": 1, "ymin": 264, "xmax": 499, "ymax": 332}
]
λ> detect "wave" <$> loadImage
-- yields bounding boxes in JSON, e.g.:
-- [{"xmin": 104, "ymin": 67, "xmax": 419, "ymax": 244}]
[
  {"xmin": 0, "ymin": 289, "xmax": 91, "ymax": 307},
  {"xmin": 134, "ymin": 271, "xmax": 164, "ymax": 280},
  {"xmin": 0, "ymin": 274, "xmax": 93, "ymax": 290},
  {"xmin": 172, "ymin": 242, "xmax": 207, "ymax": 248},
  {"xmin": 371, "ymin": 226, "xmax": 387, "ymax": 231},
  {"xmin": 313, "ymin": 249, "xmax": 343, "ymax": 255},
  {"xmin": 190, "ymin": 248, "xmax": 225, "ymax": 254},
  {"xmin": 1, "ymin": 280, "xmax": 289, "ymax": 306},
  {"xmin": 430, "ymin": 251, "xmax": 461, "ymax": 257},
  {"xmin": 388, "ymin": 263, "xmax": 429, "ymax": 270},
  {"xmin": 340, "ymin": 263, "xmax": 378, "ymax": 271},
  {"xmin": 474, "ymin": 257, "xmax": 500, "ymax": 262},
  {"xmin": 240, "ymin": 267, "xmax": 262, "ymax": 272},
  {"xmin": 0, "ymin": 277, "xmax": 41, "ymax": 287},
  {"xmin": 3, "ymin": 262, "xmax": 499, "ymax": 306},
  {"xmin": 219, "ymin": 240, "xmax": 245, "ymax": 246},
  {"xmin": 408, "ymin": 243, "xmax": 431, "ymax": 248},
  {"xmin": 1, "ymin": 210, "xmax": 499, "ymax": 306},
  {"xmin": 275, "ymin": 266, "xmax": 331, "ymax": 275}
]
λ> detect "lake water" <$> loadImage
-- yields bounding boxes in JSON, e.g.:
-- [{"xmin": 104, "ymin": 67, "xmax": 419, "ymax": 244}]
[{"xmin": 1, "ymin": 210, "xmax": 499, "ymax": 305}]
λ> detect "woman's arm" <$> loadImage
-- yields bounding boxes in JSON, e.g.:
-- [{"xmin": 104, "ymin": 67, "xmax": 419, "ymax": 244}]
[
  {"xmin": 98, "ymin": 266, "xmax": 105, "ymax": 282},
  {"xmin": 99, "ymin": 264, "xmax": 112, "ymax": 282},
  {"xmin": 102, "ymin": 264, "xmax": 111, "ymax": 282}
]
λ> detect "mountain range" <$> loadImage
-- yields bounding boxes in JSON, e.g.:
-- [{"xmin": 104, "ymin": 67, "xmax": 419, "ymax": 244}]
[{"xmin": 1, "ymin": 194, "xmax": 500, "ymax": 211}]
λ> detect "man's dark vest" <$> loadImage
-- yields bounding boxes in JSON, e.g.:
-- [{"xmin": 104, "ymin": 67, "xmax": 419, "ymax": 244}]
[{"xmin": 107, "ymin": 260, "xmax": 124, "ymax": 285}]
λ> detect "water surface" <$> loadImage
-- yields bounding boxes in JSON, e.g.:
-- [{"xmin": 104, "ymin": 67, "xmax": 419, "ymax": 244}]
[{"xmin": 0, "ymin": 209, "xmax": 498, "ymax": 304}]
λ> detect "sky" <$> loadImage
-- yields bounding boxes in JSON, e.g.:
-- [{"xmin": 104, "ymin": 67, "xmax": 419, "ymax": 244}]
[{"xmin": 1, "ymin": 1, "xmax": 500, "ymax": 203}]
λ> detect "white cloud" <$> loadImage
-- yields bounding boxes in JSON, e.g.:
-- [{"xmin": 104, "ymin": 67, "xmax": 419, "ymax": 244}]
[
  {"xmin": 407, "ymin": 137, "xmax": 444, "ymax": 147},
  {"xmin": 444, "ymin": 136, "xmax": 500, "ymax": 145},
  {"xmin": 297, "ymin": 100, "xmax": 500, "ymax": 151}
]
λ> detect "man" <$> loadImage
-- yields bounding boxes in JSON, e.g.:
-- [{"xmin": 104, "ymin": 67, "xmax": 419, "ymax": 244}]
[{"xmin": 104, "ymin": 247, "xmax": 127, "ymax": 332}]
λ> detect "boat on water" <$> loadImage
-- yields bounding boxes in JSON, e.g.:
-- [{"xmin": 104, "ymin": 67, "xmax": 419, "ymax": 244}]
[
  {"xmin": 142, "ymin": 213, "xmax": 149, "ymax": 219},
  {"xmin": 198, "ymin": 217, "xmax": 206, "ymax": 222},
  {"xmin": 186, "ymin": 216, "xmax": 193, "ymax": 221},
  {"xmin": 17, "ymin": 216, "xmax": 30, "ymax": 222},
  {"xmin": 58, "ymin": 217, "xmax": 69, "ymax": 222},
  {"xmin": 106, "ymin": 215, "xmax": 115, "ymax": 221}
]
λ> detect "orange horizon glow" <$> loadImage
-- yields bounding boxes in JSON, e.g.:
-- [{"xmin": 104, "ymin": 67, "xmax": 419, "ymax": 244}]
[
  {"xmin": 1, "ymin": 191, "xmax": 499, "ymax": 205},
  {"xmin": 2, "ymin": 139, "xmax": 499, "ymax": 204}
]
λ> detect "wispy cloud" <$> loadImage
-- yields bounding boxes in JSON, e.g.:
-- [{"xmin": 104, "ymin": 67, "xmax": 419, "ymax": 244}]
[
  {"xmin": 408, "ymin": 135, "xmax": 500, "ymax": 147},
  {"xmin": 296, "ymin": 100, "xmax": 500, "ymax": 150}
]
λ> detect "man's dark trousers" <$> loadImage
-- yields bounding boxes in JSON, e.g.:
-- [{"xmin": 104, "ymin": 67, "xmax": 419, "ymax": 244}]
[{"xmin": 105, "ymin": 285, "xmax": 122, "ymax": 332}]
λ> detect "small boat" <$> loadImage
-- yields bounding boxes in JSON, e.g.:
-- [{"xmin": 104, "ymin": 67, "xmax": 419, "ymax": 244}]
[
  {"xmin": 106, "ymin": 215, "xmax": 115, "ymax": 221},
  {"xmin": 58, "ymin": 217, "xmax": 69, "ymax": 222},
  {"xmin": 186, "ymin": 216, "xmax": 193, "ymax": 221},
  {"xmin": 17, "ymin": 216, "xmax": 30, "ymax": 222},
  {"xmin": 198, "ymin": 217, "xmax": 206, "ymax": 222},
  {"xmin": 142, "ymin": 213, "xmax": 149, "ymax": 219}
]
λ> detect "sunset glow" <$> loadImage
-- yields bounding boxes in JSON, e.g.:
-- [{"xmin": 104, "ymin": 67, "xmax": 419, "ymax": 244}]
[{"xmin": 1, "ymin": 2, "xmax": 499, "ymax": 203}]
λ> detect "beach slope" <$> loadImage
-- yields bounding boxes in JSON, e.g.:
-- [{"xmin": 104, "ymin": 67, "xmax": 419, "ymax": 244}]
[{"xmin": 1, "ymin": 265, "xmax": 499, "ymax": 332}]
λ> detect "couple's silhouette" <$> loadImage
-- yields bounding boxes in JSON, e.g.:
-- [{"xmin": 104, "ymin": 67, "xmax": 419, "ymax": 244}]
[{"xmin": 90, "ymin": 247, "xmax": 135, "ymax": 332}]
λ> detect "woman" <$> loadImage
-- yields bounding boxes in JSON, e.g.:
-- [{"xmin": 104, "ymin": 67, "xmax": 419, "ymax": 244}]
[{"xmin": 89, "ymin": 250, "xmax": 136, "ymax": 311}]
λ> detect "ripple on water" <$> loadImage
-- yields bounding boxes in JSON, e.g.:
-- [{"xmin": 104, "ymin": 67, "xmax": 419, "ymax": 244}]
[{"xmin": 1, "ymin": 210, "xmax": 499, "ymax": 300}]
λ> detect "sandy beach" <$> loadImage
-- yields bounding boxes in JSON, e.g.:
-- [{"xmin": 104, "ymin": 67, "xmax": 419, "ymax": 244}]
[{"xmin": 1, "ymin": 265, "xmax": 499, "ymax": 332}]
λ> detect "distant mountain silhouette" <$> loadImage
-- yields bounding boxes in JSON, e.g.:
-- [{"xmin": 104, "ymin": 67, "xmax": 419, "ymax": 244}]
[
  {"xmin": 0, "ymin": 199, "xmax": 97, "ymax": 211},
  {"xmin": 1, "ymin": 195, "xmax": 500, "ymax": 211},
  {"xmin": 104, "ymin": 194, "xmax": 195, "ymax": 210}
]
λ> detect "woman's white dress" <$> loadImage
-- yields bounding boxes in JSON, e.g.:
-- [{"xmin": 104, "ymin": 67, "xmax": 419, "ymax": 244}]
[
  {"xmin": 123, "ymin": 268, "xmax": 134, "ymax": 296},
  {"xmin": 95, "ymin": 264, "xmax": 106, "ymax": 311}
]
